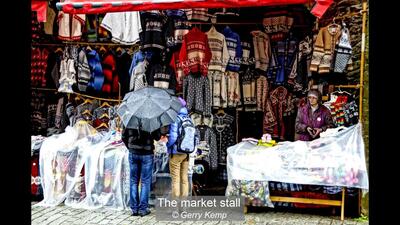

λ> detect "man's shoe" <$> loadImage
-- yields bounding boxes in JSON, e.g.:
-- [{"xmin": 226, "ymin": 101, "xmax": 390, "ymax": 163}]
[
  {"xmin": 139, "ymin": 210, "xmax": 151, "ymax": 217},
  {"xmin": 132, "ymin": 211, "xmax": 139, "ymax": 216}
]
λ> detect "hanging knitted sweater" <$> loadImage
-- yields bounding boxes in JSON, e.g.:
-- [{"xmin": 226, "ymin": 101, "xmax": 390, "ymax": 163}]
[
  {"xmin": 179, "ymin": 27, "xmax": 212, "ymax": 76},
  {"xmin": 206, "ymin": 26, "xmax": 229, "ymax": 73},
  {"xmin": 140, "ymin": 12, "xmax": 166, "ymax": 50},
  {"xmin": 57, "ymin": 12, "xmax": 85, "ymax": 41},
  {"xmin": 101, "ymin": 52, "xmax": 119, "ymax": 94},
  {"xmin": 129, "ymin": 60, "xmax": 148, "ymax": 92},
  {"xmin": 226, "ymin": 71, "xmax": 241, "ymax": 107},
  {"xmin": 170, "ymin": 51, "xmax": 185, "ymax": 93},
  {"xmin": 240, "ymin": 39, "xmax": 252, "ymax": 66},
  {"xmin": 240, "ymin": 67, "xmax": 257, "ymax": 107},
  {"xmin": 195, "ymin": 125, "xmax": 218, "ymax": 171},
  {"xmin": 251, "ymin": 30, "xmax": 271, "ymax": 72},
  {"xmin": 310, "ymin": 25, "xmax": 342, "ymax": 74},
  {"xmin": 58, "ymin": 54, "xmax": 76, "ymax": 93},
  {"xmin": 208, "ymin": 70, "xmax": 227, "ymax": 108},
  {"xmin": 164, "ymin": 10, "xmax": 190, "ymax": 50},
  {"xmin": 183, "ymin": 74, "xmax": 212, "ymax": 116},
  {"xmin": 101, "ymin": 12, "xmax": 142, "ymax": 45},
  {"xmin": 146, "ymin": 63, "xmax": 177, "ymax": 94},
  {"xmin": 333, "ymin": 27, "xmax": 353, "ymax": 73},
  {"xmin": 31, "ymin": 48, "xmax": 50, "ymax": 87},
  {"xmin": 77, "ymin": 49, "xmax": 91, "ymax": 92},
  {"xmin": 222, "ymin": 26, "xmax": 242, "ymax": 72},
  {"xmin": 184, "ymin": 8, "xmax": 209, "ymax": 21},
  {"xmin": 86, "ymin": 49, "xmax": 104, "ymax": 92},
  {"xmin": 213, "ymin": 113, "xmax": 235, "ymax": 181},
  {"xmin": 115, "ymin": 51, "xmax": 132, "ymax": 96},
  {"xmin": 213, "ymin": 113, "xmax": 235, "ymax": 166},
  {"xmin": 270, "ymin": 86, "xmax": 289, "ymax": 140}
]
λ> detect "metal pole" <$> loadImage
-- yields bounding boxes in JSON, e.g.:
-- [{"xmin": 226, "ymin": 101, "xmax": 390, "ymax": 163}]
[{"xmin": 359, "ymin": 0, "xmax": 368, "ymax": 121}]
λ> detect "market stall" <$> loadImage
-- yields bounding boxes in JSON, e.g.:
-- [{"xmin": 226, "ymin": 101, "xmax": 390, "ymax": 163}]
[{"xmin": 31, "ymin": 0, "xmax": 369, "ymax": 220}]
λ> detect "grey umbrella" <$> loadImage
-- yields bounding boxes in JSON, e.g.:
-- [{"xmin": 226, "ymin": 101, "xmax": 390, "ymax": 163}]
[{"xmin": 117, "ymin": 87, "xmax": 182, "ymax": 132}]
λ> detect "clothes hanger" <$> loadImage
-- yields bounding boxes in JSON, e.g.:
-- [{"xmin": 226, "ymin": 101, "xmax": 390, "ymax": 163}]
[
  {"xmin": 95, "ymin": 122, "xmax": 109, "ymax": 130},
  {"xmin": 116, "ymin": 46, "xmax": 123, "ymax": 53},
  {"xmin": 328, "ymin": 17, "xmax": 340, "ymax": 30},
  {"xmin": 100, "ymin": 101, "xmax": 111, "ymax": 108},
  {"xmin": 74, "ymin": 95, "xmax": 81, "ymax": 102},
  {"xmin": 82, "ymin": 109, "xmax": 92, "ymax": 116},
  {"xmin": 86, "ymin": 45, "xmax": 92, "ymax": 51},
  {"xmin": 99, "ymin": 113, "xmax": 110, "ymax": 119},
  {"xmin": 82, "ymin": 98, "xmax": 93, "ymax": 105},
  {"xmin": 55, "ymin": 47, "xmax": 63, "ymax": 54},
  {"xmin": 216, "ymin": 107, "xmax": 225, "ymax": 116},
  {"xmin": 99, "ymin": 45, "xmax": 107, "ymax": 54}
]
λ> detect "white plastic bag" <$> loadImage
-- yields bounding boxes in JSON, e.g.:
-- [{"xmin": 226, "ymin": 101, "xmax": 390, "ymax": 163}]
[{"xmin": 226, "ymin": 123, "xmax": 368, "ymax": 190}]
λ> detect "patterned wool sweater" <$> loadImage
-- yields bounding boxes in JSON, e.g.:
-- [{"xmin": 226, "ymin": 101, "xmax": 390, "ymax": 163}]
[
  {"xmin": 310, "ymin": 25, "xmax": 342, "ymax": 74},
  {"xmin": 222, "ymin": 26, "xmax": 242, "ymax": 72},
  {"xmin": 208, "ymin": 70, "xmax": 227, "ymax": 108},
  {"xmin": 251, "ymin": 30, "xmax": 272, "ymax": 72},
  {"xmin": 206, "ymin": 26, "xmax": 229, "ymax": 73},
  {"xmin": 183, "ymin": 74, "xmax": 212, "ymax": 116},
  {"xmin": 179, "ymin": 27, "xmax": 212, "ymax": 76},
  {"xmin": 140, "ymin": 12, "xmax": 166, "ymax": 50},
  {"xmin": 146, "ymin": 63, "xmax": 177, "ymax": 94},
  {"xmin": 77, "ymin": 49, "xmax": 91, "ymax": 92},
  {"xmin": 212, "ymin": 113, "xmax": 235, "ymax": 166},
  {"xmin": 184, "ymin": 8, "xmax": 209, "ymax": 21},
  {"xmin": 195, "ymin": 125, "xmax": 218, "ymax": 171}
]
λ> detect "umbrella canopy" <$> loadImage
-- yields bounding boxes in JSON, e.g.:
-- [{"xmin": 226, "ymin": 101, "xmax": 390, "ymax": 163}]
[{"xmin": 117, "ymin": 87, "xmax": 182, "ymax": 133}]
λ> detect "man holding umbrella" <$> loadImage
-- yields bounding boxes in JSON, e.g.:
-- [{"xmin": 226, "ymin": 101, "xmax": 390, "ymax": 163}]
[{"xmin": 118, "ymin": 87, "xmax": 183, "ymax": 217}]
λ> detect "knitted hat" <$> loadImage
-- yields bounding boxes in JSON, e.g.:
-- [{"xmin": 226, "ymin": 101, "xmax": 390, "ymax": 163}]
[{"xmin": 307, "ymin": 89, "xmax": 321, "ymax": 101}]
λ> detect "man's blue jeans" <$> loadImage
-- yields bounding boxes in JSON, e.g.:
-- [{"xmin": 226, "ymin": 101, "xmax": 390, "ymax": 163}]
[{"xmin": 128, "ymin": 152, "xmax": 154, "ymax": 214}]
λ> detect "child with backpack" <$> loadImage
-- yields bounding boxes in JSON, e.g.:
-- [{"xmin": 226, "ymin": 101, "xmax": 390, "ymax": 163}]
[{"xmin": 167, "ymin": 97, "xmax": 198, "ymax": 198}]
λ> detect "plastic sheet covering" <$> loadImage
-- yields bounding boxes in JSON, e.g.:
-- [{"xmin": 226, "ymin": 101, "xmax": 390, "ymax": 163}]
[
  {"xmin": 36, "ymin": 125, "xmax": 131, "ymax": 210},
  {"xmin": 226, "ymin": 123, "xmax": 368, "ymax": 190},
  {"xmin": 74, "ymin": 131, "xmax": 130, "ymax": 210},
  {"xmin": 36, "ymin": 126, "xmax": 88, "ymax": 207},
  {"xmin": 73, "ymin": 120, "xmax": 98, "ymax": 139},
  {"xmin": 64, "ymin": 132, "xmax": 105, "ymax": 207},
  {"xmin": 226, "ymin": 180, "xmax": 274, "ymax": 207}
]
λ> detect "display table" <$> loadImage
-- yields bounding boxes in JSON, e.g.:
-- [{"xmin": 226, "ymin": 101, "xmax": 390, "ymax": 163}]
[{"xmin": 226, "ymin": 124, "xmax": 368, "ymax": 221}]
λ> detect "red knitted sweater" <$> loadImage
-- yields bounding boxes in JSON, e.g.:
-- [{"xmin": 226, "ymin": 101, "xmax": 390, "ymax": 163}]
[{"xmin": 179, "ymin": 27, "xmax": 212, "ymax": 76}]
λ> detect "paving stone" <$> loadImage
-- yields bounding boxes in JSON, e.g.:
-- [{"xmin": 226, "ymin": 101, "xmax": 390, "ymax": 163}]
[
  {"xmin": 41, "ymin": 213, "xmax": 64, "ymax": 225},
  {"xmin": 109, "ymin": 218, "xmax": 125, "ymax": 224},
  {"xmin": 88, "ymin": 214, "xmax": 106, "ymax": 224},
  {"xmin": 30, "ymin": 204, "xmax": 368, "ymax": 225},
  {"xmin": 48, "ymin": 217, "xmax": 68, "ymax": 225},
  {"xmin": 98, "ymin": 219, "xmax": 111, "ymax": 224}
]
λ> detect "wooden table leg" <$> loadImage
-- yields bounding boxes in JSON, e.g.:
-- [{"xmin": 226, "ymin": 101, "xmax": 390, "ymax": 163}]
[{"xmin": 244, "ymin": 205, "xmax": 248, "ymax": 214}]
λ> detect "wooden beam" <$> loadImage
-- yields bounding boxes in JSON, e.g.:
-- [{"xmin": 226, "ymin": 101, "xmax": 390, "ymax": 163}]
[{"xmin": 270, "ymin": 196, "xmax": 342, "ymax": 206}]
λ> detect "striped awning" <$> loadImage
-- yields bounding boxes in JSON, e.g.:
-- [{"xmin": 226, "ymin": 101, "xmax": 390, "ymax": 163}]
[{"xmin": 56, "ymin": 0, "xmax": 321, "ymax": 14}]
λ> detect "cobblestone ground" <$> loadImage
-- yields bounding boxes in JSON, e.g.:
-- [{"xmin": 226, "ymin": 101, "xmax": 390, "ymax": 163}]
[{"xmin": 31, "ymin": 202, "xmax": 368, "ymax": 225}]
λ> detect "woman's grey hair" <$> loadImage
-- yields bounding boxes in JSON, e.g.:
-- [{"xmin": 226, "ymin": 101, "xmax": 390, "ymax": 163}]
[{"xmin": 307, "ymin": 89, "xmax": 322, "ymax": 103}]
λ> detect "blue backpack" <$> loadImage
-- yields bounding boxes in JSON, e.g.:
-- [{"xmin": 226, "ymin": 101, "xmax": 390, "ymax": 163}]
[{"xmin": 176, "ymin": 115, "xmax": 198, "ymax": 154}]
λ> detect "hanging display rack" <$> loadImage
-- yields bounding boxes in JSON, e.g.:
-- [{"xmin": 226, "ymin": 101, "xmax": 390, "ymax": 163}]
[{"xmin": 32, "ymin": 87, "xmax": 122, "ymax": 103}]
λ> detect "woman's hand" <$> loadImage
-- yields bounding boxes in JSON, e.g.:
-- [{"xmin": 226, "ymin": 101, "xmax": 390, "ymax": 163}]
[
  {"xmin": 312, "ymin": 128, "xmax": 323, "ymax": 138},
  {"xmin": 307, "ymin": 127, "xmax": 315, "ymax": 136}
]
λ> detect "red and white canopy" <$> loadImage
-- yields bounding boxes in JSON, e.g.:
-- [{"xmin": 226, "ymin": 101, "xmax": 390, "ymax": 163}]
[{"xmin": 55, "ymin": 0, "xmax": 333, "ymax": 18}]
